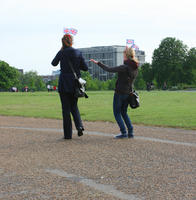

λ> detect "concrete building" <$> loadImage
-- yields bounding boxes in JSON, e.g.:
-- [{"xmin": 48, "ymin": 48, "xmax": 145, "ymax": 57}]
[
  {"xmin": 42, "ymin": 75, "xmax": 57, "ymax": 83},
  {"xmin": 52, "ymin": 70, "xmax": 60, "ymax": 76},
  {"xmin": 52, "ymin": 45, "xmax": 145, "ymax": 81},
  {"xmin": 79, "ymin": 45, "xmax": 145, "ymax": 81}
]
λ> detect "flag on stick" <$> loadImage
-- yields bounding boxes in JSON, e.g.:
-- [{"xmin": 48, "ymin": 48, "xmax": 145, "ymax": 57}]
[
  {"xmin": 126, "ymin": 39, "xmax": 134, "ymax": 45},
  {"xmin": 64, "ymin": 28, "xmax": 78, "ymax": 35}
]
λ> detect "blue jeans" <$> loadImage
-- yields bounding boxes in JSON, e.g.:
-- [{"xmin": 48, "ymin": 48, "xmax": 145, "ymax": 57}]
[{"xmin": 113, "ymin": 93, "xmax": 133, "ymax": 135}]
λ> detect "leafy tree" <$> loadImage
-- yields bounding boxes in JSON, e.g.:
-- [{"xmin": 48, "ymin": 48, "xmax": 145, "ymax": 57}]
[
  {"xmin": 152, "ymin": 37, "xmax": 188, "ymax": 88},
  {"xmin": 141, "ymin": 63, "xmax": 154, "ymax": 84},
  {"xmin": 106, "ymin": 76, "xmax": 116, "ymax": 90},
  {"xmin": 81, "ymin": 71, "xmax": 117, "ymax": 90},
  {"xmin": 0, "ymin": 61, "xmax": 20, "ymax": 91},
  {"xmin": 20, "ymin": 71, "xmax": 45, "ymax": 91},
  {"xmin": 35, "ymin": 76, "xmax": 46, "ymax": 91},
  {"xmin": 134, "ymin": 68, "xmax": 146, "ymax": 90},
  {"xmin": 183, "ymin": 47, "xmax": 196, "ymax": 84},
  {"xmin": 50, "ymin": 77, "xmax": 59, "ymax": 87},
  {"xmin": 81, "ymin": 71, "xmax": 95, "ymax": 90}
]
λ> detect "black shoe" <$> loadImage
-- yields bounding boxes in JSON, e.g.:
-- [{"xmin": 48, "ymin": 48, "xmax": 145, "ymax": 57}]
[
  {"xmin": 63, "ymin": 137, "xmax": 72, "ymax": 139},
  {"xmin": 114, "ymin": 134, "xmax": 128, "ymax": 139},
  {"xmin": 128, "ymin": 134, "xmax": 134, "ymax": 138},
  {"xmin": 78, "ymin": 127, "xmax": 84, "ymax": 137}
]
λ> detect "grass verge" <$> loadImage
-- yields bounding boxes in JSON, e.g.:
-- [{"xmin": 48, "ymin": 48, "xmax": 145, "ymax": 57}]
[{"xmin": 0, "ymin": 91, "xmax": 195, "ymax": 129}]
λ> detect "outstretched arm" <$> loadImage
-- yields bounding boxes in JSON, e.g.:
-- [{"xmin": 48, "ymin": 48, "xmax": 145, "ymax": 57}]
[
  {"xmin": 90, "ymin": 59, "xmax": 98, "ymax": 64},
  {"xmin": 90, "ymin": 59, "xmax": 127, "ymax": 73}
]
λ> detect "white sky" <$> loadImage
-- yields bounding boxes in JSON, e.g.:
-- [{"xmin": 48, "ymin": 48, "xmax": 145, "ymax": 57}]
[{"xmin": 0, "ymin": 0, "xmax": 196, "ymax": 75}]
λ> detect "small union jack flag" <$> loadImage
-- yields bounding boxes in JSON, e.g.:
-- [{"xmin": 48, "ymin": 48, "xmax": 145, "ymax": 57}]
[
  {"xmin": 131, "ymin": 44, "xmax": 135, "ymax": 48},
  {"xmin": 134, "ymin": 45, "xmax": 139, "ymax": 50},
  {"xmin": 70, "ymin": 28, "xmax": 78, "ymax": 35},
  {"xmin": 64, "ymin": 28, "xmax": 70, "ymax": 34},
  {"xmin": 126, "ymin": 39, "xmax": 134, "ymax": 45},
  {"xmin": 64, "ymin": 28, "xmax": 78, "ymax": 35}
]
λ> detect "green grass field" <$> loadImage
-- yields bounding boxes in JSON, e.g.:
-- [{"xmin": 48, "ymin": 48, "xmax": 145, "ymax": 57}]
[{"xmin": 0, "ymin": 91, "xmax": 196, "ymax": 129}]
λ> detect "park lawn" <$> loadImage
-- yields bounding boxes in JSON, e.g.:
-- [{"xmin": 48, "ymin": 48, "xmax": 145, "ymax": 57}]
[{"xmin": 0, "ymin": 91, "xmax": 196, "ymax": 130}]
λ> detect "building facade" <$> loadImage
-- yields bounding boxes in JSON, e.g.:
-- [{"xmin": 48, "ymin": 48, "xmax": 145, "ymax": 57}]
[
  {"xmin": 79, "ymin": 45, "xmax": 145, "ymax": 81},
  {"xmin": 52, "ymin": 45, "xmax": 145, "ymax": 81},
  {"xmin": 42, "ymin": 75, "xmax": 57, "ymax": 83},
  {"xmin": 52, "ymin": 70, "xmax": 60, "ymax": 76}
]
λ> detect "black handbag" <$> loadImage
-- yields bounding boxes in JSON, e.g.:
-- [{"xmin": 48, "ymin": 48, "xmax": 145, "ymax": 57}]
[
  {"xmin": 74, "ymin": 78, "xmax": 88, "ymax": 98},
  {"xmin": 68, "ymin": 61, "xmax": 88, "ymax": 98},
  {"xmin": 127, "ymin": 90, "xmax": 140, "ymax": 109}
]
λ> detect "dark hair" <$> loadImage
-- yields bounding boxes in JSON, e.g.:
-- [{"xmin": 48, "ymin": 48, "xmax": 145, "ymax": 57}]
[{"xmin": 62, "ymin": 34, "xmax": 73, "ymax": 49}]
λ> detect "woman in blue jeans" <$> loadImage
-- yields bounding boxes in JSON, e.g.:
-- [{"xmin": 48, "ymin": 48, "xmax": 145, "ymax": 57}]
[{"xmin": 91, "ymin": 47, "xmax": 139, "ymax": 138}]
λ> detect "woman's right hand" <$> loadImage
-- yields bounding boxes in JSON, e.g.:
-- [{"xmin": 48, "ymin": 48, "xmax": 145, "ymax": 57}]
[{"xmin": 90, "ymin": 59, "xmax": 98, "ymax": 64}]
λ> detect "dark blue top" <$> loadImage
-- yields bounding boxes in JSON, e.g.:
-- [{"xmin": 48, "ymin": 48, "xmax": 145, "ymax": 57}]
[{"xmin": 51, "ymin": 47, "xmax": 88, "ymax": 93}]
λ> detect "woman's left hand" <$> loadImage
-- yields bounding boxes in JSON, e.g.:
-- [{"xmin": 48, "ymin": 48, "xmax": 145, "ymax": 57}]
[{"xmin": 90, "ymin": 59, "xmax": 98, "ymax": 64}]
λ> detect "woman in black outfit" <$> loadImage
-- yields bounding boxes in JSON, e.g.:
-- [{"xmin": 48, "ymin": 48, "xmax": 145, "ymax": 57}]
[
  {"xmin": 52, "ymin": 34, "xmax": 88, "ymax": 139},
  {"xmin": 91, "ymin": 47, "xmax": 139, "ymax": 139}
]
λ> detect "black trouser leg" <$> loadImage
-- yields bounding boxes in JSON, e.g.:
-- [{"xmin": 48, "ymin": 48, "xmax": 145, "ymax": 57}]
[
  {"xmin": 70, "ymin": 97, "xmax": 83, "ymax": 131},
  {"xmin": 59, "ymin": 93, "xmax": 72, "ymax": 139}
]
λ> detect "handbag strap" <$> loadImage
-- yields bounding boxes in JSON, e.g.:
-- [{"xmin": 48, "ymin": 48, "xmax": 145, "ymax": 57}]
[
  {"xmin": 68, "ymin": 60, "xmax": 78, "ymax": 80},
  {"xmin": 68, "ymin": 60, "xmax": 89, "ymax": 99}
]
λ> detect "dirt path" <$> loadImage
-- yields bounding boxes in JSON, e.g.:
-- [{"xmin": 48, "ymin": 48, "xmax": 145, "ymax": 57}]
[{"xmin": 0, "ymin": 116, "xmax": 196, "ymax": 199}]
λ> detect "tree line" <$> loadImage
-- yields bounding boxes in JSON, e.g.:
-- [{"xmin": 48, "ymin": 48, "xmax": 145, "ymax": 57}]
[
  {"xmin": 135, "ymin": 37, "xmax": 196, "ymax": 90},
  {"xmin": 0, "ymin": 37, "xmax": 196, "ymax": 92},
  {"xmin": 0, "ymin": 61, "xmax": 47, "ymax": 91},
  {"xmin": 0, "ymin": 60, "xmax": 117, "ymax": 92}
]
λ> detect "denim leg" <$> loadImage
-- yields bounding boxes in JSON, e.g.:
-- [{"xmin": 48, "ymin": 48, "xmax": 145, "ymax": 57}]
[
  {"xmin": 113, "ymin": 93, "xmax": 127, "ymax": 134},
  {"xmin": 121, "ymin": 96, "xmax": 133, "ymax": 134}
]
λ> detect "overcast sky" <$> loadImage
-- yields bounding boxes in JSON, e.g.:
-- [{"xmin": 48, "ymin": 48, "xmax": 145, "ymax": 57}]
[{"xmin": 1, "ymin": 0, "xmax": 195, "ymax": 75}]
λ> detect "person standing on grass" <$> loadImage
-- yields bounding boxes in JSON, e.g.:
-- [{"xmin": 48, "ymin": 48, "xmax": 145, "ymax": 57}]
[
  {"xmin": 51, "ymin": 34, "xmax": 88, "ymax": 139},
  {"xmin": 47, "ymin": 84, "xmax": 50, "ymax": 92},
  {"xmin": 90, "ymin": 47, "xmax": 139, "ymax": 139}
]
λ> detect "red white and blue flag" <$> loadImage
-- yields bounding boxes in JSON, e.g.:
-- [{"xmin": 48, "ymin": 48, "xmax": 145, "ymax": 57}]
[
  {"xmin": 126, "ymin": 39, "xmax": 134, "ymax": 45},
  {"xmin": 64, "ymin": 28, "xmax": 70, "ymax": 34},
  {"xmin": 126, "ymin": 39, "xmax": 139, "ymax": 50},
  {"xmin": 64, "ymin": 28, "xmax": 78, "ymax": 35},
  {"xmin": 131, "ymin": 44, "xmax": 139, "ymax": 50},
  {"xmin": 134, "ymin": 45, "xmax": 139, "ymax": 50},
  {"xmin": 70, "ymin": 28, "xmax": 78, "ymax": 35}
]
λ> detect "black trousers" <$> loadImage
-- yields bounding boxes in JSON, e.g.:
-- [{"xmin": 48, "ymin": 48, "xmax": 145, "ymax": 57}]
[{"xmin": 59, "ymin": 93, "xmax": 83, "ymax": 139}]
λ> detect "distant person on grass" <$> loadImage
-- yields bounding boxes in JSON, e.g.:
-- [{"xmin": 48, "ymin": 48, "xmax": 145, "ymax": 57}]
[
  {"xmin": 51, "ymin": 34, "xmax": 88, "ymax": 139},
  {"xmin": 90, "ymin": 47, "xmax": 139, "ymax": 139}
]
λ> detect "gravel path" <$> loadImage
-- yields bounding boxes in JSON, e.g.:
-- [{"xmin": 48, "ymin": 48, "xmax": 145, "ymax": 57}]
[{"xmin": 0, "ymin": 116, "xmax": 195, "ymax": 200}]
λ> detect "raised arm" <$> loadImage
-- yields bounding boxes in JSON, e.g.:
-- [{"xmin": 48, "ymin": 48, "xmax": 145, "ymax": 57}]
[
  {"xmin": 51, "ymin": 51, "xmax": 61, "ymax": 66},
  {"xmin": 90, "ymin": 59, "xmax": 127, "ymax": 73}
]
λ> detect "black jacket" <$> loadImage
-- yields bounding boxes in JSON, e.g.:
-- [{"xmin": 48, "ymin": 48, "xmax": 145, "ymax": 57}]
[
  {"xmin": 98, "ymin": 59, "xmax": 138, "ymax": 94},
  {"xmin": 52, "ymin": 47, "xmax": 88, "ymax": 93}
]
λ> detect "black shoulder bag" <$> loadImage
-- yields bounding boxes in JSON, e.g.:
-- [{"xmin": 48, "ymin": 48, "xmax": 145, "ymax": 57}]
[
  {"xmin": 68, "ymin": 61, "xmax": 88, "ymax": 98},
  {"xmin": 127, "ymin": 89, "xmax": 140, "ymax": 109},
  {"xmin": 127, "ymin": 71, "xmax": 140, "ymax": 109}
]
